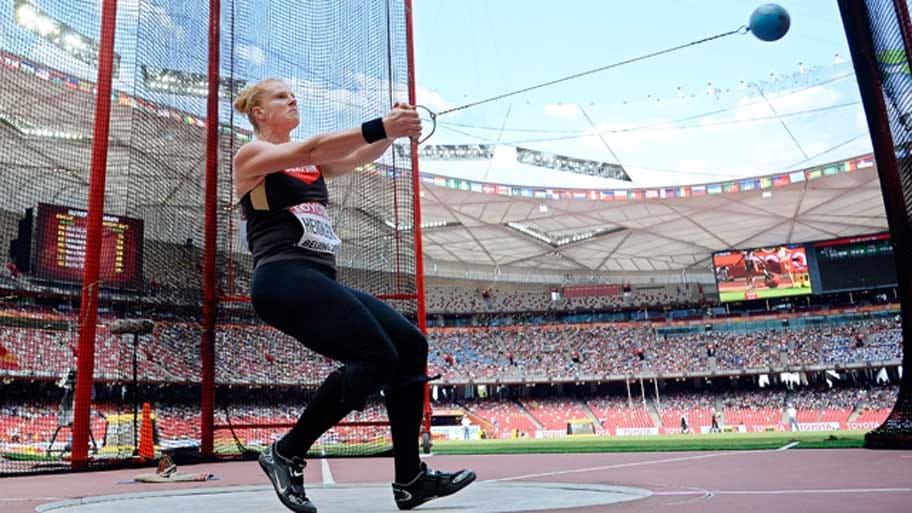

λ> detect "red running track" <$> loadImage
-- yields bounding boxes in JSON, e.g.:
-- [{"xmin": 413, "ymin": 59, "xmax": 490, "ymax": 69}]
[{"xmin": 2, "ymin": 449, "xmax": 911, "ymax": 513}]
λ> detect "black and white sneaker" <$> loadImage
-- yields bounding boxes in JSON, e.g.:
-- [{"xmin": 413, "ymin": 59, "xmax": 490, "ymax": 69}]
[
  {"xmin": 259, "ymin": 442, "xmax": 317, "ymax": 513},
  {"xmin": 392, "ymin": 462, "xmax": 476, "ymax": 510}
]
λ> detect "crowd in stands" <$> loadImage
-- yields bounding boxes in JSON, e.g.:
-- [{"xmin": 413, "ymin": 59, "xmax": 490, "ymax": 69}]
[
  {"xmin": 0, "ymin": 309, "xmax": 901, "ymax": 386},
  {"xmin": 2, "ymin": 385, "xmax": 899, "ymax": 449},
  {"xmin": 427, "ymin": 319, "xmax": 901, "ymax": 382},
  {"xmin": 424, "ymin": 284, "xmax": 702, "ymax": 314}
]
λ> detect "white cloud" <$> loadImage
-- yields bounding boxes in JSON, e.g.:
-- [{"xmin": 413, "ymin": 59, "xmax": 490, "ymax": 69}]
[
  {"xmin": 543, "ymin": 103, "xmax": 578, "ymax": 119},
  {"xmin": 238, "ymin": 44, "xmax": 266, "ymax": 65},
  {"xmin": 415, "ymin": 86, "xmax": 455, "ymax": 115}
]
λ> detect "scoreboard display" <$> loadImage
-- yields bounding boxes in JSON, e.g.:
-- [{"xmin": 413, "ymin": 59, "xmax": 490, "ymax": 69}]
[
  {"xmin": 32, "ymin": 203, "xmax": 144, "ymax": 290},
  {"xmin": 714, "ymin": 232, "xmax": 898, "ymax": 302},
  {"xmin": 811, "ymin": 233, "xmax": 897, "ymax": 293}
]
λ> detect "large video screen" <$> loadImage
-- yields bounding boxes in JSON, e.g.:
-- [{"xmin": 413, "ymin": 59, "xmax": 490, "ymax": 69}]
[
  {"xmin": 811, "ymin": 233, "xmax": 897, "ymax": 293},
  {"xmin": 32, "ymin": 203, "xmax": 144, "ymax": 290},
  {"xmin": 713, "ymin": 245, "xmax": 812, "ymax": 302}
]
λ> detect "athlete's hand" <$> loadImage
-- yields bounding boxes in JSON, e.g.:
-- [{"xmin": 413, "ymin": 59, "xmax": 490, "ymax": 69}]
[{"xmin": 383, "ymin": 104, "xmax": 422, "ymax": 140}]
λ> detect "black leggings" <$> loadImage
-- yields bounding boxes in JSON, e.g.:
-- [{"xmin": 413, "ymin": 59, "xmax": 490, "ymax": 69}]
[{"xmin": 251, "ymin": 258, "xmax": 428, "ymax": 482}]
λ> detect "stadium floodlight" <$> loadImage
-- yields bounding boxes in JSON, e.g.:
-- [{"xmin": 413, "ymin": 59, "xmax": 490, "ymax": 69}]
[
  {"xmin": 14, "ymin": 0, "xmax": 120, "ymax": 74},
  {"xmin": 515, "ymin": 147, "xmax": 631, "ymax": 181},
  {"xmin": 0, "ymin": 112, "xmax": 86, "ymax": 140},
  {"xmin": 506, "ymin": 222, "xmax": 553, "ymax": 245},
  {"xmin": 507, "ymin": 223, "xmax": 624, "ymax": 248},
  {"xmin": 384, "ymin": 219, "xmax": 459, "ymax": 231},
  {"xmin": 142, "ymin": 65, "xmax": 246, "ymax": 99},
  {"xmin": 394, "ymin": 144, "xmax": 495, "ymax": 160}
]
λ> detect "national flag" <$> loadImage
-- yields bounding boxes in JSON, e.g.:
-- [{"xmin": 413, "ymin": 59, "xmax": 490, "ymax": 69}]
[
  {"xmin": 707, "ymin": 184, "xmax": 722, "ymax": 195},
  {"xmin": 496, "ymin": 185, "xmax": 510, "ymax": 195},
  {"xmin": 789, "ymin": 171, "xmax": 805, "ymax": 183},
  {"xmin": 420, "ymin": 174, "xmax": 434, "ymax": 184},
  {"xmin": 692, "ymin": 185, "xmax": 706, "ymax": 196},
  {"xmin": 434, "ymin": 176, "xmax": 447, "ymax": 187},
  {"xmin": 662, "ymin": 188, "xmax": 677, "ymax": 198},
  {"xmin": 511, "ymin": 187, "xmax": 522, "ymax": 196},
  {"xmin": 446, "ymin": 178, "xmax": 457, "ymax": 189},
  {"xmin": 629, "ymin": 190, "xmax": 644, "ymax": 200},
  {"xmin": 533, "ymin": 189, "xmax": 547, "ymax": 199},
  {"xmin": 600, "ymin": 191, "xmax": 614, "ymax": 200},
  {"xmin": 645, "ymin": 189, "xmax": 659, "ymax": 198},
  {"xmin": 588, "ymin": 190, "xmax": 599, "ymax": 200},
  {"xmin": 548, "ymin": 189, "xmax": 560, "ymax": 199},
  {"xmin": 806, "ymin": 169, "xmax": 823, "ymax": 180},
  {"xmin": 773, "ymin": 175, "xmax": 790, "ymax": 187},
  {"xmin": 614, "ymin": 190, "xmax": 628, "ymax": 200},
  {"xmin": 857, "ymin": 155, "xmax": 874, "ymax": 168},
  {"xmin": 723, "ymin": 182, "xmax": 739, "ymax": 193},
  {"xmin": 460, "ymin": 181, "xmax": 471, "ymax": 191},
  {"xmin": 471, "ymin": 182, "xmax": 484, "ymax": 193},
  {"xmin": 36, "ymin": 68, "xmax": 50, "ymax": 81},
  {"xmin": 678, "ymin": 187, "xmax": 690, "ymax": 197},
  {"xmin": 740, "ymin": 180, "xmax": 756, "ymax": 191},
  {"xmin": 3, "ymin": 56, "xmax": 20, "ymax": 69},
  {"xmin": 572, "ymin": 191, "xmax": 587, "ymax": 199},
  {"xmin": 20, "ymin": 62, "xmax": 35, "ymax": 74},
  {"xmin": 823, "ymin": 165, "xmax": 839, "ymax": 176},
  {"xmin": 759, "ymin": 177, "xmax": 772, "ymax": 189}
]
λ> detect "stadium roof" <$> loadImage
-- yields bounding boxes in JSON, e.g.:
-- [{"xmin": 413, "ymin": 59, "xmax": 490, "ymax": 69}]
[
  {"xmin": 417, "ymin": 157, "xmax": 888, "ymax": 280},
  {"xmin": 0, "ymin": 51, "xmax": 889, "ymax": 284}
]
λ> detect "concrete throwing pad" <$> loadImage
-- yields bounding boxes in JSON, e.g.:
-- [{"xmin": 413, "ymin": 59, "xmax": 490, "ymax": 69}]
[{"xmin": 37, "ymin": 482, "xmax": 651, "ymax": 513}]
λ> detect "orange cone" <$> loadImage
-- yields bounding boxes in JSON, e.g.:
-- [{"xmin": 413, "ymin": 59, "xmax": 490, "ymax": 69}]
[{"xmin": 138, "ymin": 402, "xmax": 154, "ymax": 460}]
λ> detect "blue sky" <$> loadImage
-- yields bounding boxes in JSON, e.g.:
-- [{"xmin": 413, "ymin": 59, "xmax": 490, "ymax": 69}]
[{"xmin": 411, "ymin": 0, "xmax": 870, "ymax": 187}]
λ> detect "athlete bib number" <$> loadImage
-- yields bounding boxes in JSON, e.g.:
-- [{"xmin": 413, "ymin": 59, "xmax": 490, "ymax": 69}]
[{"xmin": 288, "ymin": 202, "xmax": 341, "ymax": 254}]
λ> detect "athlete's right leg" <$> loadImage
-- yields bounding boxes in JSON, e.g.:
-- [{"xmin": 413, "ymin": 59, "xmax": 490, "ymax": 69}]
[{"xmin": 251, "ymin": 259, "xmax": 402, "ymax": 457}]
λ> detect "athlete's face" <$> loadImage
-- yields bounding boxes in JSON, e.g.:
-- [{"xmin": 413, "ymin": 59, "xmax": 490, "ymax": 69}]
[{"xmin": 253, "ymin": 81, "xmax": 299, "ymax": 132}]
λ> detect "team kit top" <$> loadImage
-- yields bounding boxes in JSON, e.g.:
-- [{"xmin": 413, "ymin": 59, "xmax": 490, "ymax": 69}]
[{"xmin": 239, "ymin": 165, "xmax": 341, "ymax": 272}]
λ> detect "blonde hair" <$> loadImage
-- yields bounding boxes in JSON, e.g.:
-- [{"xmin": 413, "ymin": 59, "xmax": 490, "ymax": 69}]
[{"xmin": 233, "ymin": 78, "xmax": 283, "ymax": 133}]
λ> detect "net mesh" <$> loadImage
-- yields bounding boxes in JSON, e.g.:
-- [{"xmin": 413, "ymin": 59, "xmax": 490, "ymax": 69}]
[
  {"xmin": 840, "ymin": 0, "xmax": 912, "ymax": 448},
  {"xmin": 0, "ymin": 0, "xmax": 415, "ymax": 474},
  {"xmin": 213, "ymin": 0, "xmax": 414, "ymax": 458}
]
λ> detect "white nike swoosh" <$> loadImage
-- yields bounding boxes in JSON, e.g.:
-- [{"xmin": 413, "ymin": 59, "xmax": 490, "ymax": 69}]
[{"xmin": 274, "ymin": 470, "xmax": 287, "ymax": 494}]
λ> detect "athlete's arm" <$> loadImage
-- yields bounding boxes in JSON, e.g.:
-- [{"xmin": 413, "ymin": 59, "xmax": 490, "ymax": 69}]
[
  {"xmin": 321, "ymin": 104, "xmax": 419, "ymax": 179},
  {"xmin": 235, "ymin": 106, "xmax": 421, "ymax": 181}
]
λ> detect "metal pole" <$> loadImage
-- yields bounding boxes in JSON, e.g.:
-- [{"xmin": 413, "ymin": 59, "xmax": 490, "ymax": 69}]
[
  {"xmin": 201, "ymin": 0, "xmax": 221, "ymax": 456},
  {"xmin": 626, "ymin": 378, "xmax": 632, "ymax": 408},
  {"xmin": 72, "ymin": 0, "xmax": 119, "ymax": 470},
  {"xmin": 132, "ymin": 333, "xmax": 138, "ymax": 455}
]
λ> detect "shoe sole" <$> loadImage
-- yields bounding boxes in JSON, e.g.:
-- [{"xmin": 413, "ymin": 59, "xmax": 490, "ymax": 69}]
[
  {"xmin": 397, "ymin": 472, "xmax": 477, "ymax": 511},
  {"xmin": 259, "ymin": 455, "xmax": 318, "ymax": 513}
]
